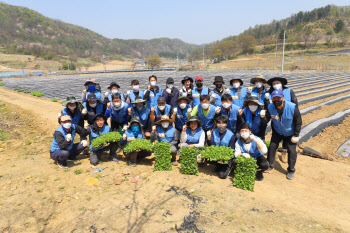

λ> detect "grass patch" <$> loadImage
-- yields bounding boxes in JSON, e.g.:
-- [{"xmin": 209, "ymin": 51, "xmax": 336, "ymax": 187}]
[
  {"xmin": 51, "ymin": 98, "xmax": 57, "ymax": 102},
  {"xmin": 0, "ymin": 82, "xmax": 4, "ymax": 86},
  {"xmin": 74, "ymin": 170, "xmax": 82, "ymax": 175},
  {"xmin": 0, "ymin": 130, "xmax": 9, "ymax": 141},
  {"xmin": 60, "ymin": 100, "xmax": 66, "ymax": 105}
]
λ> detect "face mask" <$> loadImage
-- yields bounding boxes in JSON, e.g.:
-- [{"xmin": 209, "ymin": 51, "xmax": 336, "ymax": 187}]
[
  {"xmin": 201, "ymin": 103, "xmax": 209, "ymax": 109},
  {"xmin": 158, "ymin": 106, "xmax": 165, "ymax": 111},
  {"xmin": 273, "ymin": 84, "xmax": 282, "ymax": 90},
  {"xmin": 217, "ymin": 125, "xmax": 226, "ymax": 132},
  {"xmin": 196, "ymin": 83, "xmax": 203, "ymax": 88},
  {"xmin": 114, "ymin": 102, "xmax": 121, "ymax": 108},
  {"xmin": 241, "ymin": 132, "xmax": 250, "ymax": 139},
  {"xmin": 162, "ymin": 122, "xmax": 169, "ymax": 128},
  {"xmin": 136, "ymin": 105, "xmax": 144, "ymax": 112},
  {"xmin": 88, "ymin": 86, "xmax": 96, "ymax": 92},
  {"xmin": 63, "ymin": 123, "xmax": 71, "ymax": 129},
  {"xmin": 131, "ymin": 125, "xmax": 139, "ymax": 132},
  {"xmin": 255, "ymin": 82, "xmax": 263, "ymax": 88},
  {"xmin": 233, "ymin": 83, "xmax": 240, "ymax": 89},
  {"xmin": 133, "ymin": 85, "xmax": 139, "ymax": 91},
  {"xmin": 273, "ymin": 100, "xmax": 283, "ymax": 108},
  {"xmin": 222, "ymin": 103, "xmax": 231, "ymax": 109},
  {"xmin": 179, "ymin": 103, "xmax": 187, "ymax": 109},
  {"xmin": 150, "ymin": 81, "xmax": 157, "ymax": 86},
  {"xmin": 90, "ymin": 103, "xmax": 97, "ymax": 108},
  {"xmin": 68, "ymin": 106, "xmax": 76, "ymax": 111},
  {"xmin": 216, "ymin": 84, "xmax": 223, "ymax": 89},
  {"xmin": 249, "ymin": 105, "xmax": 258, "ymax": 112},
  {"xmin": 111, "ymin": 90, "xmax": 118, "ymax": 94},
  {"xmin": 167, "ymin": 84, "xmax": 174, "ymax": 89}
]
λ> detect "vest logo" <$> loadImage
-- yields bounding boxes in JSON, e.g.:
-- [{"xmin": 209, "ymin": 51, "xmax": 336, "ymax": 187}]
[
  {"xmin": 150, "ymin": 93, "xmax": 155, "ymax": 97},
  {"xmin": 158, "ymin": 133, "xmax": 165, "ymax": 137},
  {"xmin": 177, "ymin": 115, "xmax": 183, "ymax": 118},
  {"xmin": 127, "ymin": 137, "xmax": 135, "ymax": 141},
  {"xmin": 192, "ymin": 94, "xmax": 200, "ymax": 97},
  {"xmin": 231, "ymin": 95, "xmax": 238, "ymax": 99},
  {"xmin": 271, "ymin": 115, "xmax": 280, "ymax": 120}
]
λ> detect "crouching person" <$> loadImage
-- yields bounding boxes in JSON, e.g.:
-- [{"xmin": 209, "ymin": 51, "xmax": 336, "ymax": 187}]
[
  {"xmin": 87, "ymin": 114, "xmax": 118, "ymax": 166},
  {"xmin": 122, "ymin": 118, "xmax": 152, "ymax": 167},
  {"xmin": 151, "ymin": 115, "xmax": 179, "ymax": 166},
  {"xmin": 50, "ymin": 115, "xmax": 88, "ymax": 168},
  {"xmin": 209, "ymin": 116, "xmax": 236, "ymax": 179},
  {"xmin": 234, "ymin": 123, "xmax": 269, "ymax": 181}
]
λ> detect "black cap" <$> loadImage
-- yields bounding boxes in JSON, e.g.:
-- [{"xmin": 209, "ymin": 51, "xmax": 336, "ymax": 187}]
[
  {"xmin": 181, "ymin": 76, "xmax": 194, "ymax": 84},
  {"xmin": 93, "ymin": 113, "xmax": 107, "ymax": 123},
  {"xmin": 157, "ymin": 96, "xmax": 166, "ymax": 103},
  {"xmin": 166, "ymin": 77, "xmax": 174, "ymax": 83},
  {"xmin": 213, "ymin": 76, "xmax": 225, "ymax": 85},
  {"xmin": 108, "ymin": 82, "xmax": 120, "ymax": 89},
  {"xmin": 87, "ymin": 93, "xmax": 97, "ymax": 101}
]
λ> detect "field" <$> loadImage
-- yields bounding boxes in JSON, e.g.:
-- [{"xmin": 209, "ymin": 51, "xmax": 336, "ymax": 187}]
[{"xmin": 0, "ymin": 71, "xmax": 350, "ymax": 232}]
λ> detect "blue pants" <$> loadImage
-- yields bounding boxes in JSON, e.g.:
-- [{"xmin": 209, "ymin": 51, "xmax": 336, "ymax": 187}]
[{"xmin": 50, "ymin": 143, "xmax": 86, "ymax": 161}]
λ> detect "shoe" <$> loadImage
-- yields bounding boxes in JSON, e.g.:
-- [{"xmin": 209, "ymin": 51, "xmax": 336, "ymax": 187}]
[
  {"xmin": 67, "ymin": 157, "xmax": 78, "ymax": 162},
  {"xmin": 255, "ymin": 171, "xmax": 264, "ymax": 181},
  {"xmin": 286, "ymin": 172, "xmax": 294, "ymax": 180},
  {"xmin": 83, "ymin": 149, "xmax": 89, "ymax": 156},
  {"xmin": 110, "ymin": 156, "xmax": 118, "ymax": 162},
  {"xmin": 57, "ymin": 160, "xmax": 68, "ymax": 169},
  {"xmin": 172, "ymin": 161, "xmax": 178, "ymax": 166},
  {"xmin": 128, "ymin": 161, "xmax": 137, "ymax": 167},
  {"xmin": 264, "ymin": 167, "xmax": 274, "ymax": 173}
]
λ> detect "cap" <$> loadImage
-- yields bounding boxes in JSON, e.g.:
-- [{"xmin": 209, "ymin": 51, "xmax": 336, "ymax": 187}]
[
  {"xmin": 157, "ymin": 96, "xmax": 166, "ymax": 103},
  {"xmin": 270, "ymin": 89, "xmax": 284, "ymax": 98},
  {"xmin": 87, "ymin": 93, "xmax": 97, "ymax": 101},
  {"xmin": 166, "ymin": 77, "xmax": 174, "ymax": 83},
  {"xmin": 195, "ymin": 76, "xmax": 203, "ymax": 82}
]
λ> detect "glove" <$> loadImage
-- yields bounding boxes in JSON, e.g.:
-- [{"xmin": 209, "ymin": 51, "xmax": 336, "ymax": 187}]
[
  {"xmin": 224, "ymin": 88, "xmax": 230, "ymax": 93},
  {"xmin": 58, "ymin": 112, "xmax": 62, "ymax": 118},
  {"xmin": 173, "ymin": 107, "xmax": 177, "ymax": 114},
  {"xmin": 187, "ymin": 89, "xmax": 192, "ymax": 94},
  {"xmin": 187, "ymin": 108, "xmax": 192, "ymax": 114},
  {"xmin": 84, "ymin": 121, "xmax": 89, "ymax": 129},
  {"xmin": 197, "ymin": 154, "xmax": 204, "ymax": 163},
  {"xmin": 166, "ymin": 88, "xmax": 171, "ymax": 94},
  {"xmin": 249, "ymin": 134, "xmax": 256, "ymax": 141},
  {"xmin": 260, "ymin": 110, "xmax": 266, "ymax": 118},
  {"xmin": 247, "ymin": 87, "xmax": 253, "ymax": 93},
  {"xmin": 127, "ymin": 90, "xmax": 130, "ymax": 95},
  {"xmin": 66, "ymin": 134, "xmax": 72, "ymax": 142},
  {"xmin": 215, "ymin": 106, "xmax": 221, "ymax": 114},
  {"xmin": 81, "ymin": 140, "xmax": 88, "ymax": 147},
  {"xmin": 242, "ymin": 153, "xmax": 250, "ymax": 158},
  {"xmin": 265, "ymin": 93, "xmax": 270, "ymax": 100},
  {"xmin": 122, "ymin": 125, "xmax": 128, "ymax": 131},
  {"xmin": 152, "ymin": 125, "xmax": 156, "ymax": 131},
  {"xmin": 291, "ymin": 136, "xmax": 299, "ymax": 143},
  {"xmin": 105, "ymin": 91, "xmax": 109, "ymax": 97},
  {"xmin": 82, "ymin": 108, "xmax": 87, "ymax": 115},
  {"xmin": 207, "ymin": 130, "xmax": 211, "ymax": 140},
  {"xmin": 123, "ymin": 133, "xmax": 127, "ymax": 140},
  {"xmin": 211, "ymin": 93, "xmax": 216, "ymax": 98}
]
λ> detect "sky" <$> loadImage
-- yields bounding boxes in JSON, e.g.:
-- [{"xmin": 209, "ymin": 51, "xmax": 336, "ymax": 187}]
[{"xmin": 1, "ymin": 0, "xmax": 350, "ymax": 44}]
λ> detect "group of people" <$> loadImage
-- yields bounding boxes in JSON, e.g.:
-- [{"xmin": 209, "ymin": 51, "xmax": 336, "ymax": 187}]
[{"xmin": 50, "ymin": 74, "xmax": 302, "ymax": 180}]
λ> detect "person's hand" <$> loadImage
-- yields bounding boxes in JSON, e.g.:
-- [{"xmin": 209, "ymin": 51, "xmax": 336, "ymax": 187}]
[
  {"xmin": 187, "ymin": 89, "xmax": 192, "ymax": 94},
  {"xmin": 145, "ymin": 132, "xmax": 151, "ymax": 137},
  {"xmin": 66, "ymin": 134, "xmax": 72, "ymax": 142},
  {"xmin": 82, "ymin": 108, "xmax": 87, "ymax": 115},
  {"xmin": 81, "ymin": 140, "xmax": 88, "ymax": 147},
  {"xmin": 122, "ymin": 125, "xmax": 128, "ymax": 131},
  {"xmin": 173, "ymin": 107, "xmax": 177, "ymax": 115},
  {"xmin": 127, "ymin": 90, "xmax": 130, "ymax": 95},
  {"xmin": 107, "ymin": 102, "xmax": 111, "ymax": 110},
  {"xmin": 260, "ymin": 110, "xmax": 266, "ymax": 118},
  {"xmin": 242, "ymin": 153, "xmax": 250, "ymax": 158},
  {"xmin": 291, "ymin": 136, "xmax": 299, "ymax": 143},
  {"xmin": 247, "ymin": 87, "xmax": 253, "ymax": 93},
  {"xmin": 152, "ymin": 125, "xmax": 156, "ymax": 132},
  {"xmin": 188, "ymin": 144, "xmax": 195, "ymax": 148},
  {"xmin": 224, "ymin": 88, "xmax": 230, "ymax": 93},
  {"xmin": 128, "ymin": 107, "xmax": 132, "ymax": 115},
  {"xmin": 211, "ymin": 93, "xmax": 216, "ymax": 98},
  {"xmin": 265, "ymin": 93, "xmax": 270, "ymax": 100},
  {"xmin": 166, "ymin": 88, "xmax": 171, "ymax": 94},
  {"xmin": 182, "ymin": 125, "xmax": 187, "ymax": 131},
  {"xmin": 238, "ymin": 109, "xmax": 243, "ymax": 116},
  {"xmin": 83, "ymin": 89, "xmax": 87, "ymax": 94},
  {"xmin": 147, "ymin": 85, "xmax": 151, "ymax": 90},
  {"xmin": 187, "ymin": 108, "xmax": 192, "ymax": 114},
  {"xmin": 105, "ymin": 91, "xmax": 109, "ymax": 96},
  {"xmin": 58, "ymin": 112, "xmax": 61, "ymax": 118},
  {"xmin": 84, "ymin": 121, "xmax": 89, "ymax": 129},
  {"xmin": 123, "ymin": 133, "xmax": 127, "ymax": 140},
  {"xmin": 249, "ymin": 134, "xmax": 256, "ymax": 141},
  {"xmin": 207, "ymin": 130, "xmax": 211, "ymax": 140},
  {"xmin": 215, "ymin": 106, "xmax": 221, "ymax": 114},
  {"xmin": 151, "ymin": 107, "xmax": 155, "ymax": 113}
]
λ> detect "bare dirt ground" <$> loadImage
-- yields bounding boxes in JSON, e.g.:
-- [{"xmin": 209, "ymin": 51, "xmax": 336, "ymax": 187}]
[{"xmin": 0, "ymin": 87, "xmax": 349, "ymax": 233}]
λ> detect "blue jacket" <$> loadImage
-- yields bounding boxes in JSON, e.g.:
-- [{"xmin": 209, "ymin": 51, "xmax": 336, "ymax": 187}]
[
  {"xmin": 155, "ymin": 104, "xmax": 171, "ymax": 122},
  {"xmin": 192, "ymin": 87, "xmax": 209, "ymax": 107},
  {"xmin": 83, "ymin": 102, "xmax": 104, "ymax": 125},
  {"xmin": 105, "ymin": 102, "xmax": 129, "ymax": 125},
  {"xmin": 229, "ymin": 87, "xmax": 247, "ymax": 108},
  {"xmin": 174, "ymin": 104, "xmax": 191, "ymax": 131},
  {"xmin": 133, "ymin": 107, "xmax": 150, "ymax": 129},
  {"xmin": 268, "ymin": 101, "xmax": 295, "ymax": 137},
  {"xmin": 251, "ymin": 88, "xmax": 268, "ymax": 104},
  {"xmin": 161, "ymin": 87, "xmax": 180, "ymax": 108},
  {"xmin": 130, "ymin": 91, "xmax": 144, "ymax": 104},
  {"xmin": 243, "ymin": 107, "xmax": 261, "ymax": 135},
  {"xmin": 212, "ymin": 89, "xmax": 224, "ymax": 107},
  {"xmin": 89, "ymin": 124, "xmax": 110, "ymax": 151},
  {"xmin": 185, "ymin": 128, "xmax": 203, "ymax": 145},
  {"xmin": 107, "ymin": 93, "xmax": 125, "ymax": 103},
  {"xmin": 86, "ymin": 90, "xmax": 102, "ymax": 102},
  {"xmin": 61, "ymin": 107, "xmax": 82, "ymax": 125},
  {"xmin": 237, "ymin": 136, "xmax": 263, "ymax": 158},
  {"xmin": 212, "ymin": 128, "xmax": 235, "ymax": 148},
  {"xmin": 146, "ymin": 88, "xmax": 162, "ymax": 109},
  {"xmin": 221, "ymin": 104, "xmax": 240, "ymax": 134},
  {"xmin": 197, "ymin": 104, "xmax": 216, "ymax": 131},
  {"xmin": 50, "ymin": 125, "xmax": 76, "ymax": 152},
  {"xmin": 156, "ymin": 126, "xmax": 175, "ymax": 143}
]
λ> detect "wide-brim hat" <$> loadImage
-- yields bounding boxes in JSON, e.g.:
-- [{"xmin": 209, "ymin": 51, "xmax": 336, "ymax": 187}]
[
  {"xmin": 93, "ymin": 113, "xmax": 107, "ymax": 123},
  {"xmin": 176, "ymin": 96, "xmax": 191, "ymax": 103},
  {"xmin": 186, "ymin": 116, "xmax": 202, "ymax": 127},
  {"xmin": 108, "ymin": 82, "xmax": 120, "ymax": 89},
  {"xmin": 128, "ymin": 118, "xmax": 143, "ymax": 129},
  {"xmin": 131, "ymin": 97, "xmax": 146, "ymax": 104},
  {"xmin": 84, "ymin": 78, "xmax": 98, "ymax": 86},
  {"xmin": 63, "ymin": 96, "xmax": 79, "ymax": 106},
  {"xmin": 267, "ymin": 77, "xmax": 287, "ymax": 86},
  {"xmin": 250, "ymin": 74, "xmax": 267, "ymax": 84},
  {"xmin": 181, "ymin": 76, "xmax": 194, "ymax": 84},
  {"xmin": 155, "ymin": 115, "xmax": 171, "ymax": 124},
  {"xmin": 213, "ymin": 76, "xmax": 225, "ymax": 85},
  {"xmin": 230, "ymin": 77, "xmax": 243, "ymax": 86},
  {"xmin": 243, "ymin": 96, "xmax": 264, "ymax": 108}
]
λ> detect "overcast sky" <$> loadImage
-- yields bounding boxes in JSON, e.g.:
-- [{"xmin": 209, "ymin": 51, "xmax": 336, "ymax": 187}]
[{"xmin": 2, "ymin": 0, "xmax": 349, "ymax": 44}]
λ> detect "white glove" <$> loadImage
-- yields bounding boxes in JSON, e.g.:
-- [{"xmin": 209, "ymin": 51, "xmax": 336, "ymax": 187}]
[
  {"xmin": 105, "ymin": 91, "xmax": 109, "ymax": 96},
  {"xmin": 127, "ymin": 90, "xmax": 130, "ymax": 95},
  {"xmin": 207, "ymin": 130, "xmax": 211, "ymax": 140},
  {"xmin": 80, "ymin": 140, "xmax": 88, "ymax": 147},
  {"xmin": 122, "ymin": 125, "xmax": 128, "ymax": 131},
  {"xmin": 265, "ymin": 93, "xmax": 270, "ymax": 100},
  {"xmin": 58, "ymin": 112, "xmax": 62, "ymax": 118},
  {"xmin": 224, "ymin": 88, "xmax": 230, "ymax": 93},
  {"xmin": 211, "ymin": 93, "xmax": 216, "ymax": 98},
  {"xmin": 187, "ymin": 89, "xmax": 192, "ymax": 94},
  {"xmin": 82, "ymin": 108, "xmax": 87, "ymax": 115},
  {"xmin": 247, "ymin": 87, "xmax": 253, "ymax": 93},
  {"xmin": 123, "ymin": 133, "xmax": 127, "ymax": 140},
  {"xmin": 249, "ymin": 134, "xmax": 256, "ymax": 141},
  {"xmin": 152, "ymin": 125, "xmax": 156, "ymax": 131},
  {"xmin": 242, "ymin": 153, "xmax": 250, "ymax": 158},
  {"xmin": 166, "ymin": 88, "xmax": 171, "ymax": 94},
  {"xmin": 260, "ymin": 110, "xmax": 266, "ymax": 118},
  {"xmin": 215, "ymin": 106, "xmax": 221, "ymax": 114},
  {"xmin": 187, "ymin": 108, "xmax": 192, "ymax": 114},
  {"xmin": 197, "ymin": 154, "xmax": 204, "ymax": 163},
  {"xmin": 291, "ymin": 136, "xmax": 299, "ymax": 143},
  {"xmin": 66, "ymin": 134, "xmax": 72, "ymax": 142},
  {"xmin": 173, "ymin": 107, "xmax": 178, "ymax": 114},
  {"xmin": 84, "ymin": 121, "xmax": 89, "ymax": 129}
]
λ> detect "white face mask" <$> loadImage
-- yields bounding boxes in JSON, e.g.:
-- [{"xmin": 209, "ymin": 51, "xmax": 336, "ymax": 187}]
[
  {"xmin": 114, "ymin": 102, "xmax": 121, "ymax": 108},
  {"xmin": 63, "ymin": 123, "xmax": 71, "ymax": 129},
  {"xmin": 249, "ymin": 105, "xmax": 258, "ymax": 112},
  {"xmin": 179, "ymin": 103, "xmax": 187, "ymax": 109},
  {"xmin": 167, "ymin": 84, "xmax": 174, "ymax": 89},
  {"xmin": 68, "ymin": 106, "xmax": 76, "ymax": 111},
  {"xmin": 255, "ymin": 82, "xmax": 263, "ymax": 88},
  {"xmin": 111, "ymin": 90, "xmax": 118, "ymax": 94},
  {"xmin": 162, "ymin": 122, "xmax": 169, "ymax": 128},
  {"xmin": 158, "ymin": 106, "xmax": 165, "ymax": 111},
  {"xmin": 222, "ymin": 103, "xmax": 231, "ymax": 109},
  {"xmin": 133, "ymin": 85, "xmax": 139, "ymax": 91},
  {"xmin": 273, "ymin": 84, "xmax": 282, "ymax": 90},
  {"xmin": 90, "ymin": 103, "xmax": 97, "ymax": 108},
  {"xmin": 241, "ymin": 132, "xmax": 250, "ymax": 139},
  {"xmin": 201, "ymin": 103, "xmax": 209, "ymax": 109},
  {"xmin": 150, "ymin": 81, "xmax": 157, "ymax": 86},
  {"xmin": 233, "ymin": 83, "xmax": 240, "ymax": 89}
]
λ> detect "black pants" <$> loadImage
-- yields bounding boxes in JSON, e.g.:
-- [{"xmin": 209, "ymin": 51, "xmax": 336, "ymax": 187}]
[
  {"xmin": 216, "ymin": 159, "xmax": 236, "ymax": 179},
  {"xmin": 267, "ymin": 132, "xmax": 297, "ymax": 173},
  {"xmin": 124, "ymin": 150, "xmax": 152, "ymax": 163},
  {"xmin": 90, "ymin": 142, "xmax": 118, "ymax": 165},
  {"xmin": 256, "ymin": 155, "xmax": 269, "ymax": 172},
  {"xmin": 111, "ymin": 120, "xmax": 123, "ymax": 132}
]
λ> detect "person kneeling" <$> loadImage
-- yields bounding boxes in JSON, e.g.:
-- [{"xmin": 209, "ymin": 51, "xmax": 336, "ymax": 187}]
[
  {"xmin": 50, "ymin": 115, "xmax": 88, "ymax": 168},
  {"xmin": 208, "ymin": 116, "xmax": 236, "ymax": 179},
  {"xmin": 234, "ymin": 123, "xmax": 268, "ymax": 181}
]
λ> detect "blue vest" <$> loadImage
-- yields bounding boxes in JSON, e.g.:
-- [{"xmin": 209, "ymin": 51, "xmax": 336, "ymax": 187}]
[
  {"xmin": 50, "ymin": 125, "xmax": 76, "ymax": 152},
  {"xmin": 86, "ymin": 90, "xmax": 102, "ymax": 101},
  {"xmin": 243, "ymin": 107, "xmax": 261, "ymax": 135},
  {"xmin": 89, "ymin": 124, "xmax": 110, "ymax": 151},
  {"xmin": 156, "ymin": 126, "xmax": 175, "ymax": 143},
  {"xmin": 212, "ymin": 90, "xmax": 223, "ymax": 107},
  {"xmin": 110, "ymin": 102, "xmax": 129, "ymax": 123},
  {"xmin": 229, "ymin": 87, "xmax": 247, "ymax": 108},
  {"xmin": 174, "ymin": 104, "xmax": 191, "ymax": 130},
  {"xmin": 83, "ymin": 102, "xmax": 104, "ymax": 124},
  {"xmin": 192, "ymin": 87, "xmax": 209, "ymax": 107},
  {"xmin": 221, "ymin": 104, "xmax": 240, "ymax": 134},
  {"xmin": 197, "ymin": 104, "xmax": 216, "ymax": 131},
  {"xmin": 133, "ymin": 107, "xmax": 150, "ymax": 128},
  {"xmin": 125, "ymin": 128, "xmax": 143, "ymax": 144},
  {"xmin": 108, "ymin": 93, "xmax": 125, "ymax": 102},
  {"xmin": 269, "ymin": 88, "xmax": 291, "ymax": 102},
  {"xmin": 61, "ymin": 107, "xmax": 81, "ymax": 125},
  {"xmin": 155, "ymin": 104, "xmax": 171, "ymax": 122},
  {"xmin": 185, "ymin": 128, "xmax": 203, "ymax": 145},
  {"xmin": 237, "ymin": 136, "xmax": 263, "ymax": 158},
  {"xmin": 251, "ymin": 88, "xmax": 268, "ymax": 104},
  {"xmin": 268, "ymin": 101, "xmax": 295, "ymax": 137},
  {"xmin": 129, "ymin": 91, "xmax": 144, "ymax": 104},
  {"xmin": 147, "ymin": 88, "xmax": 162, "ymax": 109},
  {"xmin": 213, "ymin": 128, "xmax": 234, "ymax": 147}
]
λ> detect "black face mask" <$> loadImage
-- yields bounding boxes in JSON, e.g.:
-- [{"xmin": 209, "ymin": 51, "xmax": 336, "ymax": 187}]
[
  {"xmin": 273, "ymin": 100, "xmax": 283, "ymax": 108},
  {"xmin": 217, "ymin": 125, "xmax": 226, "ymax": 132},
  {"xmin": 216, "ymin": 84, "xmax": 223, "ymax": 89},
  {"xmin": 196, "ymin": 83, "xmax": 203, "ymax": 88}
]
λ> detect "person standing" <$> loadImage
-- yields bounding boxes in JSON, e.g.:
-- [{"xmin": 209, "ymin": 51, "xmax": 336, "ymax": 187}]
[
  {"xmin": 81, "ymin": 78, "xmax": 104, "ymax": 103},
  {"xmin": 266, "ymin": 77, "xmax": 298, "ymax": 107},
  {"xmin": 161, "ymin": 77, "xmax": 180, "ymax": 108},
  {"xmin": 125, "ymin": 79, "xmax": 144, "ymax": 107},
  {"xmin": 104, "ymin": 82, "xmax": 125, "ymax": 104},
  {"xmin": 229, "ymin": 77, "xmax": 247, "ymax": 108},
  {"xmin": 211, "ymin": 76, "xmax": 229, "ymax": 107},
  {"xmin": 143, "ymin": 75, "xmax": 162, "ymax": 109},
  {"xmin": 179, "ymin": 76, "xmax": 194, "ymax": 105},
  {"xmin": 192, "ymin": 76, "xmax": 212, "ymax": 107},
  {"xmin": 250, "ymin": 74, "xmax": 269, "ymax": 108}
]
